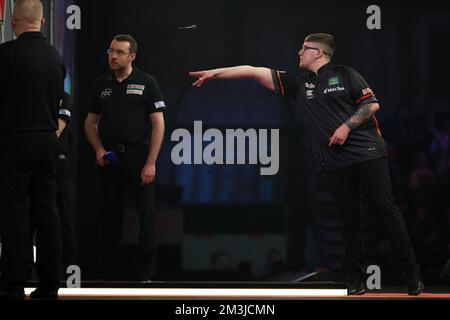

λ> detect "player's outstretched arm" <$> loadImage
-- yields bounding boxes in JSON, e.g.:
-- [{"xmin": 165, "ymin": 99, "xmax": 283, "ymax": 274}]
[{"xmin": 190, "ymin": 65, "xmax": 275, "ymax": 91}]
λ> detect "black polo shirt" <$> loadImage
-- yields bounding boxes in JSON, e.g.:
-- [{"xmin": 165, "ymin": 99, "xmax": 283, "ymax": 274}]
[
  {"xmin": 90, "ymin": 67, "xmax": 165, "ymax": 146},
  {"xmin": 271, "ymin": 63, "xmax": 387, "ymax": 171},
  {"xmin": 0, "ymin": 32, "xmax": 65, "ymax": 133}
]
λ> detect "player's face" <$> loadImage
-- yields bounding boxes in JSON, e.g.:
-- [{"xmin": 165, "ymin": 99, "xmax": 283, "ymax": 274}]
[
  {"xmin": 108, "ymin": 40, "xmax": 135, "ymax": 71},
  {"xmin": 298, "ymin": 41, "xmax": 322, "ymax": 70}
]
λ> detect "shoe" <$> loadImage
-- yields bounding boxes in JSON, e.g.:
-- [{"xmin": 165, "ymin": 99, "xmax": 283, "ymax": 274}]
[
  {"xmin": 0, "ymin": 287, "xmax": 25, "ymax": 300},
  {"xmin": 403, "ymin": 269, "xmax": 424, "ymax": 296},
  {"xmin": 347, "ymin": 273, "xmax": 366, "ymax": 295},
  {"xmin": 407, "ymin": 280, "xmax": 424, "ymax": 296},
  {"xmin": 30, "ymin": 288, "xmax": 59, "ymax": 299}
]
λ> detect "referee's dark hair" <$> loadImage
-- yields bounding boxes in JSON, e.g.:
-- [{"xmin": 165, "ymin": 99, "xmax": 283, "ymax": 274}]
[
  {"xmin": 304, "ymin": 33, "xmax": 335, "ymax": 59},
  {"xmin": 114, "ymin": 34, "xmax": 138, "ymax": 54}
]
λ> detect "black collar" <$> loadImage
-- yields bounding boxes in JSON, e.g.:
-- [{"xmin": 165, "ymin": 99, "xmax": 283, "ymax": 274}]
[
  {"xmin": 18, "ymin": 31, "xmax": 46, "ymax": 40},
  {"xmin": 307, "ymin": 62, "xmax": 332, "ymax": 77},
  {"xmin": 318, "ymin": 62, "xmax": 332, "ymax": 74},
  {"xmin": 107, "ymin": 67, "xmax": 139, "ymax": 82}
]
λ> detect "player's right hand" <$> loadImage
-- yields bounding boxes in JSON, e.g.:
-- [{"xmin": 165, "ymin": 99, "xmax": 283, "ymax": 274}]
[{"xmin": 189, "ymin": 70, "xmax": 215, "ymax": 87}]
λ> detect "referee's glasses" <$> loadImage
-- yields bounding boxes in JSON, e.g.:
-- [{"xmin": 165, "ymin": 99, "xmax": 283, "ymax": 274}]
[{"xmin": 107, "ymin": 48, "xmax": 131, "ymax": 56}]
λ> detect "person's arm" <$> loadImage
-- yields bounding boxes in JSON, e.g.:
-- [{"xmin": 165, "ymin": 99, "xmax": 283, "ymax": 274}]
[
  {"xmin": 57, "ymin": 94, "xmax": 72, "ymax": 138},
  {"xmin": 56, "ymin": 118, "xmax": 67, "ymax": 138},
  {"xmin": 345, "ymin": 103, "xmax": 380, "ymax": 130},
  {"xmin": 56, "ymin": 96, "xmax": 68, "ymax": 138},
  {"xmin": 190, "ymin": 65, "xmax": 275, "ymax": 91},
  {"xmin": 84, "ymin": 112, "xmax": 107, "ymax": 166},
  {"xmin": 329, "ymin": 103, "xmax": 380, "ymax": 146},
  {"xmin": 329, "ymin": 66, "xmax": 380, "ymax": 147},
  {"xmin": 141, "ymin": 112, "xmax": 165, "ymax": 186}
]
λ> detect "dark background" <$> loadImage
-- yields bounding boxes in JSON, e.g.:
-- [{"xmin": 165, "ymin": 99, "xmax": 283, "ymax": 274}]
[{"xmin": 72, "ymin": 0, "xmax": 450, "ymax": 283}]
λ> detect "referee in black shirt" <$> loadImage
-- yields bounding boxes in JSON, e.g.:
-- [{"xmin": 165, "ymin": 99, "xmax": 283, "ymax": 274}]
[
  {"xmin": 0, "ymin": 0, "xmax": 64, "ymax": 299},
  {"xmin": 85, "ymin": 34, "xmax": 165, "ymax": 281},
  {"xmin": 190, "ymin": 33, "xmax": 423, "ymax": 295}
]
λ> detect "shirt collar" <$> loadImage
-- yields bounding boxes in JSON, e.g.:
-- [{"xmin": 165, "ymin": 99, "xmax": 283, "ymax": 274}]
[
  {"xmin": 318, "ymin": 62, "xmax": 332, "ymax": 74},
  {"xmin": 18, "ymin": 31, "xmax": 46, "ymax": 40},
  {"xmin": 107, "ymin": 67, "xmax": 139, "ymax": 82},
  {"xmin": 307, "ymin": 62, "xmax": 332, "ymax": 77}
]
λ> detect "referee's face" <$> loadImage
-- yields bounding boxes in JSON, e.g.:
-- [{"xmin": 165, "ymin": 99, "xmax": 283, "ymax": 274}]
[{"xmin": 108, "ymin": 40, "xmax": 136, "ymax": 72}]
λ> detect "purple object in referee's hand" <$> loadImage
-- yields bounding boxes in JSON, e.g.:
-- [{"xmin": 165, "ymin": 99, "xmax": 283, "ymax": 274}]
[{"xmin": 103, "ymin": 151, "xmax": 118, "ymax": 165}]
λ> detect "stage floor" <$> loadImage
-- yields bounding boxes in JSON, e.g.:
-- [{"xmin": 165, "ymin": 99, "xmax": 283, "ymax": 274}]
[{"xmin": 21, "ymin": 281, "xmax": 450, "ymax": 300}]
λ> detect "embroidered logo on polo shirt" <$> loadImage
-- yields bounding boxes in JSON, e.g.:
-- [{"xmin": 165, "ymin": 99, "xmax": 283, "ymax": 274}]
[
  {"xmin": 306, "ymin": 89, "xmax": 314, "ymax": 99},
  {"xmin": 126, "ymin": 89, "xmax": 144, "ymax": 95},
  {"xmin": 324, "ymin": 87, "xmax": 345, "ymax": 94},
  {"xmin": 305, "ymin": 82, "xmax": 315, "ymax": 99},
  {"xmin": 101, "ymin": 88, "xmax": 112, "ymax": 98},
  {"xmin": 328, "ymin": 76, "xmax": 340, "ymax": 86},
  {"xmin": 126, "ymin": 84, "xmax": 145, "ymax": 95},
  {"xmin": 154, "ymin": 101, "xmax": 165, "ymax": 109},
  {"xmin": 128, "ymin": 84, "xmax": 145, "ymax": 90}
]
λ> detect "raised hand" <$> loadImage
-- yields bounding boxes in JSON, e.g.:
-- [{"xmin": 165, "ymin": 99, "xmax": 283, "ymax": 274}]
[{"xmin": 189, "ymin": 70, "xmax": 216, "ymax": 87}]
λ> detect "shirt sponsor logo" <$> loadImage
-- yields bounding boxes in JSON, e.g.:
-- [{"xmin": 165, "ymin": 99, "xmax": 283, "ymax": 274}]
[
  {"xmin": 128, "ymin": 84, "xmax": 145, "ymax": 90},
  {"xmin": 324, "ymin": 86, "xmax": 345, "ymax": 94},
  {"xmin": 126, "ymin": 84, "xmax": 145, "ymax": 95},
  {"xmin": 305, "ymin": 82, "xmax": 315, "ymax": 89},
  {"xmin": 126, "ymin": 89, "xmax": 144, "ymax": 95},
  {"xmin": 101, "ymin": 88, "xmax": 112, "ymax": 98},
  {"xmin": 154, "ymin": 101, "xmax": 166, "ymax": 109},
  {"xmin": 306, "ymin": 89, "xmax": 314, "ymax": 99},
  {"xmin": 362, "ymin": 88, "xmax": 373, "ymax": 95},
  {"xmin": 328, "ymin": 76, "xmax": 340, "ymax": 86},
  {"xmin": 59, "ymin": 109, "xmax": 71, "ymax": 117}
]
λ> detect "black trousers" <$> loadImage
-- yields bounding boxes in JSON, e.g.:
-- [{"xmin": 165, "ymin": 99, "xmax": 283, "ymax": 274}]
[
  {"xmin": 0, "ymin": 132, "xmax": 61, "ymax": 291},
  {"xmin": 98, "ymin": 143, "xmax": 156, "ymax": 280},
  {"xmin": 326, "ymin": 157, "xmax": 418, "ymax": 276},
  {"xmin": 56, "ymin": 155, "xmax": 78, "ymax": 270},
  {"xmin": 27, "ymin": 155, "xmax": 78, "ymax": 279}
]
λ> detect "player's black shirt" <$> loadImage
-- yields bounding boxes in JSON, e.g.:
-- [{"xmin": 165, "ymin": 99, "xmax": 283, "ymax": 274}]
[{"xmin": 272, "ymin": 63, "xmax": 387, "ymax": 171}]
